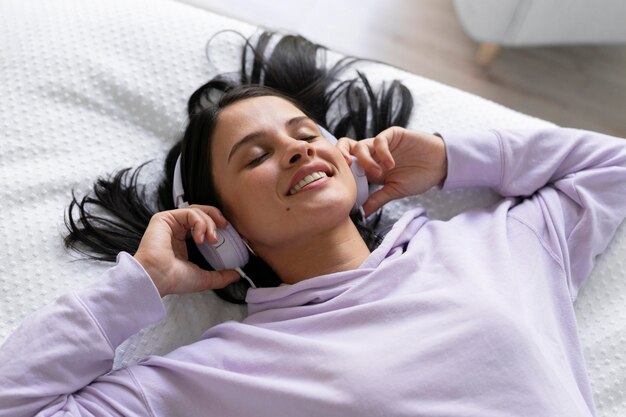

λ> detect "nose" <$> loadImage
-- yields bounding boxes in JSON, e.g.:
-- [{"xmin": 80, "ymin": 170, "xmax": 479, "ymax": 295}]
[{"xmin": 282, "ymin": 139, "xmax": 315, "ymax": 166}]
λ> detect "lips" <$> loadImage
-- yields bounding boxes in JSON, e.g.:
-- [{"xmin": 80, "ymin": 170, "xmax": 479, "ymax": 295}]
[
  {"xmin": 287, "ymin": 162, "xmax": 333, "ymax": 196},
  {"xmin": 289, "ymin": 171, "xmax": 328, "ymax": 195}
]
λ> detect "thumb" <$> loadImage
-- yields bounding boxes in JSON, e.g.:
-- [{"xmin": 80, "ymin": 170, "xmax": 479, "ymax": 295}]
[
  {"xmin": 201, "ymin": 268, "xmax": 241, "ymax": 290},
  {"xmin": 362, "ymin": 187, "xmax": 397, "ymax": 218},
  {"xmin": 178, "ymin": 263, "xmax": 241, "ymax": 294}
]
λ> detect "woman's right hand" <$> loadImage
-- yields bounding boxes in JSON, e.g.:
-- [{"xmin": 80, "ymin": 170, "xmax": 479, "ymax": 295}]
[{"xmin": 133, "ymin": 205, "xmax": 240, "ymax": 297}]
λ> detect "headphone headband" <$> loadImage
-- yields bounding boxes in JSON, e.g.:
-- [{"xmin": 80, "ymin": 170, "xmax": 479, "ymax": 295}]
[
  {"xmin": 172, "ymin": 152, "xmax": 251, "ymax": 280},
  {"xmin": 172, "ymin": 155, "xmax": 187, "ymax": 209}
]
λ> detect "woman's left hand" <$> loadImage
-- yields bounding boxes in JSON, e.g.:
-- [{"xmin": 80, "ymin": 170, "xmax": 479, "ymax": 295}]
[{"xmin": 337, "ymin": 127, "xmax": 447, "ymax": 217}]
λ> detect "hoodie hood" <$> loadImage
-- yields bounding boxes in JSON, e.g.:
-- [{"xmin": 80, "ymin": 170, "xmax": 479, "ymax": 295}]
[{"xmin": 245, "ymin": 207, "xmax": 427, "ymax": 318}]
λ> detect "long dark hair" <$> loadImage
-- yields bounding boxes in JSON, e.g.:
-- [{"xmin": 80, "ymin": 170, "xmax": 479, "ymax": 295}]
[{"xmin": 64, "ymin": 30, "xmax": 414, "ymax": 303}]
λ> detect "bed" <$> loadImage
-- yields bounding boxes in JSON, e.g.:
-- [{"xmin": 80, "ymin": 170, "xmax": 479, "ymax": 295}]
[{"xmin": 0, "ymin": 0, "xmax": 624, "ymax": 415}]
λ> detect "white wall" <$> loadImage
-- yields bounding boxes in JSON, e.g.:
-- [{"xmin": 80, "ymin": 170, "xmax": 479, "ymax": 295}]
[{"xmin": 172, "ymin": 0, "xmax": 406, "ymax": 61}]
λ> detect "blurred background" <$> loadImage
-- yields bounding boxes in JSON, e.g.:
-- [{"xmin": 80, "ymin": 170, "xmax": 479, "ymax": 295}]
[{"xmin": 177, "ymin": 0, "xmax": 626, "ymax": 137}]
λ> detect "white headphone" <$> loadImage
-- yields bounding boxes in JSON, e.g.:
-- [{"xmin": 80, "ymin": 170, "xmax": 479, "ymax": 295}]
[{"xmin": 172, "ymin": 126, "xmax": 368, "ymax": 287}]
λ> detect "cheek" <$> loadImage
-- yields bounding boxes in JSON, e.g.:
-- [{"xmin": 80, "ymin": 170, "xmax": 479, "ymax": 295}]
[{"xmin": 218, "ymin": 167, "xmax": 280, "ymax": 228}]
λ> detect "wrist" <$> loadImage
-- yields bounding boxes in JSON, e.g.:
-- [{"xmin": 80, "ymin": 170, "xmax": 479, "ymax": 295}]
[{"xmin": 133, "ymin": 252, "xmax": 169, "ymax": 297}]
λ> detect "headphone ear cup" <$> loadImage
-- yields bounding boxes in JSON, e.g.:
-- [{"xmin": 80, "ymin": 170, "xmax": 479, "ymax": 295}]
[
  {"xmin": 350, "ymin": 157, "xmax": 368, "ymax": 209},
  {"xmin": 172, "ymin": 155, "xmax": 250, "ymax": 270},
  {"xmin": 317, "ymin": 125, "xmax": 369, "ymax": 210},
  {"xmin": 195, "ymin": 223, "xmax": 250, "ymax": 270}
]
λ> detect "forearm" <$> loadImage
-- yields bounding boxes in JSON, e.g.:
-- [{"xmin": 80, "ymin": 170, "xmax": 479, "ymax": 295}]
[
  {"xmin": 0, "ymin": 252, "xmax": 165, "ymax": 416},
  {"xmin": 441, "ymin": 127, "xmax": 626, "ymax": 197},
  {"xmin": 441, "ymin": 127, "xmax": 626, "ymax": 297}
]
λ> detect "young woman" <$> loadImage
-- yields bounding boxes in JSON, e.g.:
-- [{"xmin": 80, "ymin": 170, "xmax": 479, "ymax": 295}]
[{"xmin": 1, "ymin": 31, "xmax": 625, "ymax": 417}]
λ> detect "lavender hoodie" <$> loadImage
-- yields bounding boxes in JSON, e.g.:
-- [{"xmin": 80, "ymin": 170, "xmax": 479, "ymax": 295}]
[{"xmin": 1, "ymin": 128, "xmax": 625, "ymax": 416}]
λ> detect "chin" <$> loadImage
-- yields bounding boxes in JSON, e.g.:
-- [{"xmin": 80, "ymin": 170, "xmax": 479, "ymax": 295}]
[{"xmin": 300, "ymin": 195, "xmax": 354, "ymax": 217}]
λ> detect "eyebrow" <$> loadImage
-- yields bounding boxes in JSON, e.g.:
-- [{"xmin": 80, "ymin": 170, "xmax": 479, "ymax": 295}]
[{"xmin": 227, "ymin": 116, "xmax": 312, "ymax": 163}]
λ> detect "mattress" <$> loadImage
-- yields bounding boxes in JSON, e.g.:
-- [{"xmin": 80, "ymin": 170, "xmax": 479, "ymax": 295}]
[{"xmin": 0, "ymin": 0, "xmax": 624, "ymax": 415}]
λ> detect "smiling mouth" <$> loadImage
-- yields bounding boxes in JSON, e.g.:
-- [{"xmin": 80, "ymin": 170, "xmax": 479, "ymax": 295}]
[{"xmin": 288, "ymin": 171, "xmax": 328, "ymax": 195}]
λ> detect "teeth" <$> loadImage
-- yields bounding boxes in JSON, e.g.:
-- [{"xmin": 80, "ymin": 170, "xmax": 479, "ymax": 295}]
[{"xmin": 289, "ymin": 171, "xmax": 327, "ymax": 195}]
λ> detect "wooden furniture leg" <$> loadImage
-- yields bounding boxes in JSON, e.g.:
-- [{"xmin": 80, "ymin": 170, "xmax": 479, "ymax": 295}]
[{"xmin": 475, "ymin": 43, "xmax": 501, "ymax": 66}]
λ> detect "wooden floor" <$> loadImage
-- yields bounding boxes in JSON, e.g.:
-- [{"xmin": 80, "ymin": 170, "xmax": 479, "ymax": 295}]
[{"xmin": 180, "ymin": 0, "xmax": 626, "ymax": 137}]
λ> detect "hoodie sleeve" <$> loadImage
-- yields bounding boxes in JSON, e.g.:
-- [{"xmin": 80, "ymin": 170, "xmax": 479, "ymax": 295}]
[
  {"xmin": 441, "ymin": 128, "xmax": 626, "ymax": 300},
  {"xmin": 0, "ymin": 252, "xmax": 166, "ymax": 416}
]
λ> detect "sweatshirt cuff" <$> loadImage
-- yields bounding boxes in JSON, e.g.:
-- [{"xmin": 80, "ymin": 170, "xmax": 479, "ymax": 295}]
[
  {"xmin": 74, "ymin": 252, "xmax": 166, "ymax": 349},
  {"xmin": 440, "ymin": 130, "xmax": 503, "ymax": 191}
]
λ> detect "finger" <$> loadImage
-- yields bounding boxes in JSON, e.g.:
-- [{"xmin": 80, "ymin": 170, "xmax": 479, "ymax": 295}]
[
  {"xmin": 336, "ymin": 137, "xmax": 357, "ymax": 165},
  {"xmin": 188, "ymin": 207, "xmax": 220, "ymax": 244},
  {"xmin": 185, "ymin": 207, "xmax": 223, "ymax": 245},
  {"xmin": 187, "ymin": 205, "xmax": 231, "ymax": 244},
  {"xmin": 150, "ymin": 211, "xmax": 187, "ymax": 242},
  {"xmin": 353, "ymin": 141, "xmax": 384, "ymax": 177},
  {"xmin": 188, "ymin": 208, "xmax": 211, "ymax": 244},
  {"xmin": 373, "ymin": 135, "xmax": 395, "ymax": 170},
  {"xmin": 189, "ymin": 205, "xmax": 229, "ymax": 228},
  {"xmin": 164, "ymin": 208, "xmax": 211, "ymax": 243}
]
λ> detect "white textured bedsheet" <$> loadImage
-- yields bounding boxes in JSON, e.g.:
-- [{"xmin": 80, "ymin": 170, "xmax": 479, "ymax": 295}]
[{"xmin": 0, "ymin": 0, "xmax": 624, "ymax": 415}]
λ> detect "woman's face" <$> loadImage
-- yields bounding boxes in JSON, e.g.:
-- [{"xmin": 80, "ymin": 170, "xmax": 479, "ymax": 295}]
[{"xmin": 210, "ymin": 95, "xmax": 357, "ymax": 250}]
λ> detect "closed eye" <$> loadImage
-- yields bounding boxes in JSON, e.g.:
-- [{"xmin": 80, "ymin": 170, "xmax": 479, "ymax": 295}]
[
  {"xmin": 246, "ymin": 152, "xmax": 270, "ymax": 167},
  {"xmin": 246, "ymin": 136, "xmax": 317, "ymax": 168}
]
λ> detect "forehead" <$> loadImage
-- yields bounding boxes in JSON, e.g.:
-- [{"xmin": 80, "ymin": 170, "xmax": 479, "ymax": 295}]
[
  {"xmin": 218, "ymin": 96, "xmax": 306, "ymax": 133},
  {"xmin": 211, "ymin": 96, "xmax": 309, "ymax": 153}
]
